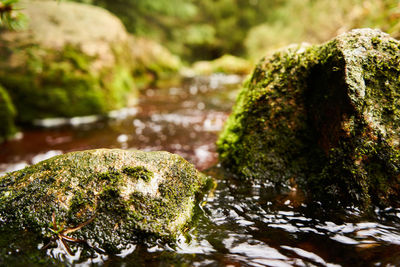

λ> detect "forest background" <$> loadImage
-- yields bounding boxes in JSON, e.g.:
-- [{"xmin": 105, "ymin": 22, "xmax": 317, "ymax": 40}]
[{"xmin": 1, "ymin": 0, "xmax": 399, "ymax": 63}]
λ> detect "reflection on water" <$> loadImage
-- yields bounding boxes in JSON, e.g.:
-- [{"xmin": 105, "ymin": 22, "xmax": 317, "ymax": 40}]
[
  {"xmin": 1, "ymin": 74, "xmax": 400, "ymax": 266},
  {"xmin": 194, "ymin": 173, "xmax": 400, "ymax": 266}
]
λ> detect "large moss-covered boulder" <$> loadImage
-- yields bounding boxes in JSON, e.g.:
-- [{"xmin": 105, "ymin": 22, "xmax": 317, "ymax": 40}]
[
  {"xmin": 0, "ymin": 149, "xmax": 210, "ymax": 253},
  {"xmin": 217, "ymin": 29, "xmax": 400, "ymax": 210},
  {"xmin": 0, "ymin": 0, "xmax": 136, "ymax": 122},
  {"xmin": 0, "ymin": 84, "xmax": 17, "ymax": 142}
]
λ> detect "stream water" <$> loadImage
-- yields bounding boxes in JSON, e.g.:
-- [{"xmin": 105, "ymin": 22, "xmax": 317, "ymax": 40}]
[{"xmin": 1, "ymin": 74, "xmax": 400, "ymax": 266}]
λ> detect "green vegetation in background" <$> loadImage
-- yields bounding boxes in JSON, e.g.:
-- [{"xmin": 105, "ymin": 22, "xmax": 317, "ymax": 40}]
[
  {"xmin": 0, "ymin": 0, "xmax": 26, "ymax": 29},
  {"xmin": 129, "ymin": 36, "xmax": 181, "ymax": 88},
  {"xmin": 69, "ymin": 0, "xmax": 400, "ymax": 62},
  {"xmin": 192, "ymin": 54, "xmax": 253, "ymax": 75},
  {"xmin": 0, "ymin": 84, "xmax": 17, "ymax": 141},
  {"xmin": 4, "ymin": 0, "xmax": 399, "ymax": 62},
  {"xmin": 245, "ymin": 0, "xmax": 400, "ymax": 59},
  {"xmin": 70, "ymin": 0, "xmax": 274, "ymax": 62}
]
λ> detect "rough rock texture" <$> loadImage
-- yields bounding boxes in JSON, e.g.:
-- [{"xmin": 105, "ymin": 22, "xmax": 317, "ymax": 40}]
[
  {"xmin": 0, "ymin": 149, "xmax": 210, "ymax": 253},
  {"xmin": 0, "ymin": 0, "xmax": 136, "ymax": 122},
  {"xmin": 0, "ymin": 84, "xmax": 17, "ymax": 142},
  {"xmin": 217, "ymin": 29, "xmax": 400, "ymax": 210}
]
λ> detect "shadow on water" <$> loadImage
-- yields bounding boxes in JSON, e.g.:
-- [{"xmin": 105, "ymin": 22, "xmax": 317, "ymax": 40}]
[{"xmin": 1, "ymin": 74, "xmax": 400, "ymax": 266}]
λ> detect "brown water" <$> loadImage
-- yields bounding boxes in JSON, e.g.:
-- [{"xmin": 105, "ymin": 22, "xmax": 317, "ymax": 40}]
[
  {"xmin": 0, "ymin": 74, "xmax": 239, "ymax": 173},
  {"xmin": 1, "ymin": 74, "xmax": 400, "ymax": 266}
]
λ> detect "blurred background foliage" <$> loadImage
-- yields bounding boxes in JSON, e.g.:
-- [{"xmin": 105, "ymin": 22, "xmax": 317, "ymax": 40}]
[
  {"xmin": 71, "ymin": 0, "xmax": 400, "ymax": 62},
  {"xmin": 1, "ymin": 0, "xmax": 399, "ymax": 62},
  {"xmin": 0, "ymin": 0, "xmax": 27, "ymax": 29}
]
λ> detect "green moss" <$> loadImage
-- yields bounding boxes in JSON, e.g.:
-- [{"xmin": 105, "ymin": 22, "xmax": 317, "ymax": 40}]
[
  {"xmin": 0, "ymin": 0, "xmax": 139, "ymax": 123},
  {"xmin": 129, "ymin": 37, "xmax": 181, "ymax": 88},
  {"xmin": 0, "ymin": 149, "xmax": 210, "ymax": 253},
  {"xmin": 0, "ymin": 44, "xmax": 136, "ymax": 123},
  {"xmin": 192, "ymin": 54, "xmax": 253, "ymax": 75},
  {"xmin": 98, "ymin": 168, "xmax": 123, "ymax": 185},
  {"xmin": 0, "ymin": 84, "xmax": 17, "ymax": 142},
  {"xmin": 218, "ymin": 29, "xmax": 400, "ymax": 210},
  {"xmin": 0, "ymin": 0, "xmax": 188, "ymax": 124},
  {"xmin": 218, "ymin": 44, "xmax": 314, "ymax": 187},
  {"xmin": 68, "ymin": 190, "xmax": 96, "ymax": 219},
  {"xmin": 123, "ymin": 166, "xmax": 153, "ymax": 182}
]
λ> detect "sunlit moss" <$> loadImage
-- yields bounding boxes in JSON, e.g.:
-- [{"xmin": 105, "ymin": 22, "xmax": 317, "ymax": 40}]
[
  {"xmin": 0, "ymin": 43, "xmax": 136, "ymax": 123},
  {"xmin": 192, "ymin": 54, "xmax": 253, "ymax": 75}
]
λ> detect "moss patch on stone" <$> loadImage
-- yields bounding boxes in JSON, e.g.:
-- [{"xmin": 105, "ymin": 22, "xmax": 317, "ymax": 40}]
[
  {"xmin": 217, "ymin": 29, "xmax": 400, "ymax": 211},
  {"xmin": 0, "ymin": 149, "xmax": 210, "ymax": 253},
  {"xmin": 0, "ymin": 1, "xmax": 136, "ymax": 123},
  {"xmin": 0, "ymin": 44, "xmax": 135, "ymax": 122},
  {"xmin": 123, "ymin": 166, "xmax": 154, "ymax": 182}
]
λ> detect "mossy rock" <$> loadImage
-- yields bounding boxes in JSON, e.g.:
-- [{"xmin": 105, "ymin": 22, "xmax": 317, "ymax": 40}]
[
  {"xmin": 0, "ymin": 0, "xmax": 136, "ymax": 122},
  {"xmin": 217, "ymin": 29, "xmax": 400, "ymax": 210},
  {"xmin": 192, "ymin": 54, "xmax": 253, "ymax": 75},
  {"xmin": 129, "ymin": 37, "xmax": 181, "ymax": 88},
  {"xmin": 0, "ymin": 84, "xmax": 17, "ymax": 141},
  {"xmin": 0, "ymin": 149, "xmax": 210, "ymax": 253}
]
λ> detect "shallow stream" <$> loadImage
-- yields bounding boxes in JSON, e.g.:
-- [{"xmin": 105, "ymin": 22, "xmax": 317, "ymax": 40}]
[{"xmin": 1, "ymin": 74, "xmax": 400, "ymax": 266}]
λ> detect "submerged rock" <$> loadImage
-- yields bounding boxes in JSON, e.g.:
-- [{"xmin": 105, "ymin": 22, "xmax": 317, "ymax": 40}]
[
  {"xmin": 0, "ymin": 84, "xmax": 17, "ymax": 142},
  {"xmin": 0, "ymin": 0, "xmax": 136, "ymax": 122},
  {"xmin": 217, "ymin": 29, "xmax": 400, "ymax": 210},
  {"xmin": 0, "ymin": 149, "xmax": 210, "ymax": 253}
]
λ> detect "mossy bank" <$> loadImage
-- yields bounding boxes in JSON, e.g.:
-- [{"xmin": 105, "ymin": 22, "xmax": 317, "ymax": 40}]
[
  {"xmin": 0, "ymin": 149, "xmax": 210, "ymax": 253},
  {"xmin": 217, "ymin": 29, "xmax": 400, "ymax": 211},
  {"xmin": 0, "ymin": 0, "xmax": 137, "ymax": 123}
]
